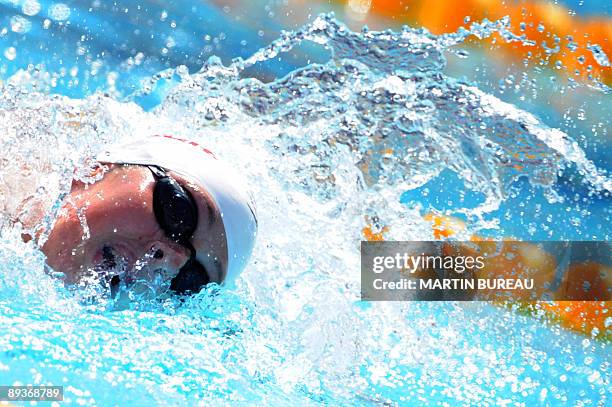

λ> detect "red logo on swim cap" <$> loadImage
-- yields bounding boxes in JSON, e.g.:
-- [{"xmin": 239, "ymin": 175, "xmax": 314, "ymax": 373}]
[{"xmin": 153, "ymin": 134, "xmax": 217, "ymax": 159}]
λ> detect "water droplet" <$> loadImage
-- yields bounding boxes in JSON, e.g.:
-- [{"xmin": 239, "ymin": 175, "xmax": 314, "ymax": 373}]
[
  {"xmin": 3, "ymin": 47, "xmax": 16, "ymax": 61},
  {"xmin": 587, "ymin": 370, "xmax": 601, "ymax": 383},
  {"xmin": 348, "ymin": 0, "xmax": 372, "ymax": 15},
  {"xmin": 22, "ymin": 0, "xmax": 41, "ymax": 17},
  {"xmin": 587, "ymin": 44, "xmax": 610, "ymax": 67},
  {"xmin": 10, "ymin": 15, "xmax": 31, "ymax": 33},
  {"xmin": 49, "ymin": 3, "xmax": 71, "ymax": 21}
]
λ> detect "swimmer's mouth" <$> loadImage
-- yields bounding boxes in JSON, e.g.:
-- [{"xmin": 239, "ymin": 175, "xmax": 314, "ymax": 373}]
[
  {"xmin": 110, "ymin": 275, "xmax": 121, "ymax": 298},
  {"xmin": 98, "ymin": 245, "xmax": 128, "ymax": 297},
  {"xmin": 97, "ymin": 245, "xmax": 172, "ymax": 298}
]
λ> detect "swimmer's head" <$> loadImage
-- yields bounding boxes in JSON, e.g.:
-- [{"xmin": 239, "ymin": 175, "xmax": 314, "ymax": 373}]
[{"xmin": 42, "ymin": 135, "xmax": 257, "ymax": 295}]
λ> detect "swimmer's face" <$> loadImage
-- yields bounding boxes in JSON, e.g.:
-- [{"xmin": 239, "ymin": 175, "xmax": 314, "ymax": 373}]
[{"xmin": 41, "ymin": 164, "xmax": 227, "ymax": 293}]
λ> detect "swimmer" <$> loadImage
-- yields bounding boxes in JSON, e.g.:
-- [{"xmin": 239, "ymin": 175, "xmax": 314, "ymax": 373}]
[{"xmin": 18, "ymin": 135, "xmax": 257, "ymax": 295}]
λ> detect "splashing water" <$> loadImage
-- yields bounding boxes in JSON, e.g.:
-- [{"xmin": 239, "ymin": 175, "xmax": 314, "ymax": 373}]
[
  {"xmin": 587, "ymin": 44, "xmax": 611, "ymax": 68},
  {"xmin": 0, "ymin": 14, "xmax": 610, "ymax": 405}
]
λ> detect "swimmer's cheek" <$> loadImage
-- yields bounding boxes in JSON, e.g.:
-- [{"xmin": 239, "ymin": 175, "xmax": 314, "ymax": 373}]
[
  {"xmin": 41, "ymin": 215, "xmax": 89, "ymax": 284},
  {"xmin": 44, "ymin": 206, "xmax": 84, "ymax": 247},
  {"xmin": 42, "ymin": 245, "xmax": 86, "ymax": 283}
]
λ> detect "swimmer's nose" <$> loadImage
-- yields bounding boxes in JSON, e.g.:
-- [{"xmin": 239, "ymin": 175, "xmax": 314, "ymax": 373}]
[
  {"xmin": 150, "ymin": 242, "xmax": 191, "ymax": 271},
  {"xmin": 139, "ymin": 240, "xmax": 191, "ymax": 278}
]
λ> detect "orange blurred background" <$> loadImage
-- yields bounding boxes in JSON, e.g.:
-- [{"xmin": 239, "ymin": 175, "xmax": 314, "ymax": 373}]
[{"xmin": 334, "ymin": 0, "xmax": 611, "ymax": 85}]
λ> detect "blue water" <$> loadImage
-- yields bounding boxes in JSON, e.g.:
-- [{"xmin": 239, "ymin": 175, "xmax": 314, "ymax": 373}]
[{"xmin": 0, "ymin": 2, "xmax": 610, "ymax": 405}]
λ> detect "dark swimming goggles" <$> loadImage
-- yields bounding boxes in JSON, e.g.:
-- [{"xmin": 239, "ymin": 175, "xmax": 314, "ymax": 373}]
[{"xmin": 148, "ymin": 166, "xmax": 210, "ymax": 294}]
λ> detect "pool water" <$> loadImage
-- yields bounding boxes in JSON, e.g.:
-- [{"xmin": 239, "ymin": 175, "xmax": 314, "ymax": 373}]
[{"xmin": 0, "ymin": 2, "xmax": 610, "ymax": 406}]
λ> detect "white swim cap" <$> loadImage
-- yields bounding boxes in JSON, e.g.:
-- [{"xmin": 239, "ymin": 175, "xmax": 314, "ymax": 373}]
[{"xmin": 97, "ymin": 135, "xmax": 257, "ymax": 284}]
